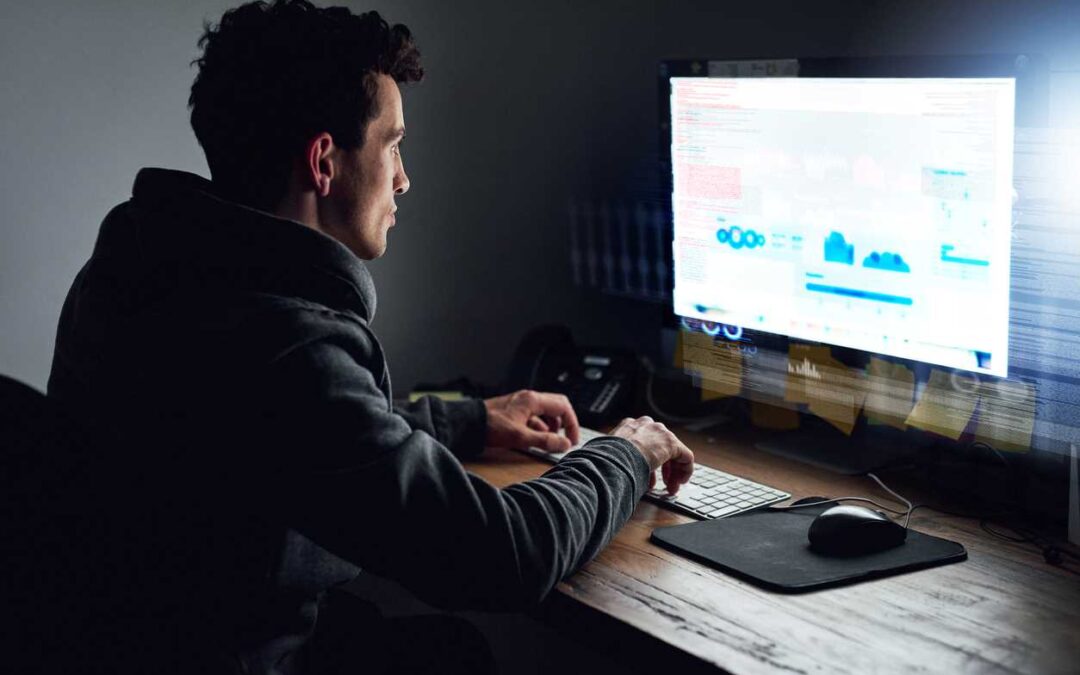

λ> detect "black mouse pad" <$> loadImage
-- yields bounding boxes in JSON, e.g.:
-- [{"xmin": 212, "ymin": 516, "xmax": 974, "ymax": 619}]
[{"xmin": 650, "ymin": 505, "xmax": 967, "ymax": 593}]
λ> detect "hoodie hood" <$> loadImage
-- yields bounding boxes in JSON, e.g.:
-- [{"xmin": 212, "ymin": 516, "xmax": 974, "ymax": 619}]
[{"xmin": 92, "ymin": 168, "xmax": 377, "ymax": 321}]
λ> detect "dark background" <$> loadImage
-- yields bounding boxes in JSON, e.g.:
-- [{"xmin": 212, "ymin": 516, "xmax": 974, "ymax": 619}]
[{"xmin": 2, "ymin": 0, "xmax": 1079, "ymax": 394}]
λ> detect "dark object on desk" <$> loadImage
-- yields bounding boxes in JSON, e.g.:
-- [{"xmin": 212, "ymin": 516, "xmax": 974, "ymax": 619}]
[
  {"xmin": 808, "ymin": 504, "xmax": 908, "ymax": 556},
  {"xmin": 504, "ymin": 324, "xmax": 637, "ymax": 428},
  {"xmin": 650, "ymin": 502, "xmax": 966, "ymax": 593}
]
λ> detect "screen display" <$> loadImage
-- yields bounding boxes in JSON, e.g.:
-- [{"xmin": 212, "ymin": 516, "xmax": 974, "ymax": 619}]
[{"xmin": 670, "ymin": 77, "xmax": 1016, "ymax": 377}]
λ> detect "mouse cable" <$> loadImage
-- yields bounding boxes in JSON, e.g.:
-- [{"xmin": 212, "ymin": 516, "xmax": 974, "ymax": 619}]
[
  {"xmin": 866, "ymin": 472, "xmax": 914, "ymax": 529},
  {"xmin": 775, "ymin": 473, "xmax": 915, "ymax": 528},
  {"xmin": 773, "ymin": 496, "xmax": 909, "ymax": 517},
  {"xmin": 903, "ymin": 503, "xmax": 1010, "ymax": 524}
]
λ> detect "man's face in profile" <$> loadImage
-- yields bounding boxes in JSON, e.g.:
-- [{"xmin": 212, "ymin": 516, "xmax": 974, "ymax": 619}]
[{"xmin": 322, "ymin": 73, "xmax": 410, "ymax": 259}]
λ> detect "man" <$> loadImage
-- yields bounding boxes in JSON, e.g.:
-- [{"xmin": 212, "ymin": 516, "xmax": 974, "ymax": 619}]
[{"xmin": 46, "ymin": 1, "xmax": 694, "ymax": 673}]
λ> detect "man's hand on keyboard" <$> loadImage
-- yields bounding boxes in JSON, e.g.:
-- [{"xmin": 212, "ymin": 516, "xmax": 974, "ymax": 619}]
[
  {"xmin": 608, "ymin": 416, "xmax": 694, "ymax": 495},
  {"xmin": 484, "ymin": 389, "xmax": 581, "ymax": 453}
]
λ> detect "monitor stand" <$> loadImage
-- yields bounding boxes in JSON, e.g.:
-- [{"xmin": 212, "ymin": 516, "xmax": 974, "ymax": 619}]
[{"xmin": 754, "ymin": 424, "xmax": 916, "ymax": 476}]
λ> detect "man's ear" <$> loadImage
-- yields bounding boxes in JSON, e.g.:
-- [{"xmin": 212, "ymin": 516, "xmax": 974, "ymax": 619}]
[{"xmin": 305, "ymin": 132, "xmax": 335, "ymax": 198}]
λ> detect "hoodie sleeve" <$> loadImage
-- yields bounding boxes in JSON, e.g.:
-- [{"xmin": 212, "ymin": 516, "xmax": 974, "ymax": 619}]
[
  {"xmin": 262, "ymin": 336, "xmax": 651, "ymax": 612},
  {"xmin": 393, "ymin": 396, "xmax": 488, "ymax": 461}
]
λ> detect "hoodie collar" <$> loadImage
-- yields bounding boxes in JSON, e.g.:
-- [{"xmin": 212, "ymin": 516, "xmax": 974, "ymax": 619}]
[{"xmin": 128, "ymin": 168, "xmax": 377, "ymax": 321}]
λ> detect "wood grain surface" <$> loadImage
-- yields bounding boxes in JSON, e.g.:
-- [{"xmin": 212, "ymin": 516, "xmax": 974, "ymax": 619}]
[{"xmin": 465, "ymin": 428, "xmax": 1080, "ymax": 675}]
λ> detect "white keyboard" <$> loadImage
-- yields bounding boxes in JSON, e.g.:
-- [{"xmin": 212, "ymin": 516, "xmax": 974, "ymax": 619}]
[{"xmin": 519, "ymin": 427, "xmax": 790, "ymax": 519}]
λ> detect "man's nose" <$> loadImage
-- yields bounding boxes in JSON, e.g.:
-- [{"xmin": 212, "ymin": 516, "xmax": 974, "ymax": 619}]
[{"xmin": 394, "ymin": 166, "xmax": 410, "ymax": 195}]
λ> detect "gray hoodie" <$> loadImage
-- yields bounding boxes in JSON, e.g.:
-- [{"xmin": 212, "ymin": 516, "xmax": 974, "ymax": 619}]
[{"xmin": 47, "ymin": 168, "xmax": 650, "ymax": 674}]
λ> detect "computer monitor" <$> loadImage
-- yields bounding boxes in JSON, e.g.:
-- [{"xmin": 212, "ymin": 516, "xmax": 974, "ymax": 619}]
[
  {"xmin": 659, "ymin": 55, "xmax": 1080, "ymax": 475},
  {"xmin": 670, "ymin": 74, "xmax": 1014, "ymax": 377}
]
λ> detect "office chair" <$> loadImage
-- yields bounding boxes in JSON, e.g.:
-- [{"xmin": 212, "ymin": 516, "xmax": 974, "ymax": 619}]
[
  {"xmin": 0, "ymin": 373, "xmax": 130, "ymax": 670},
  {"xmin": 1, "ymin": 375, "xmax": 260, "ymax": 674}
]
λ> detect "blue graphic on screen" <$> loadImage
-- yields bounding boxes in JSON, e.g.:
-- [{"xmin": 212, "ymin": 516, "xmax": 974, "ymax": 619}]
[
  {"xmin": 717, "ymin": 226, "xmax": 766, "ymax": 250},
  {"xmin": 941, "ymin": 244, "xmax": 989, "ymax": 267},
  {"xmin": 824, "ymin": 231, "xmax": 854, "ymax": 264},
  {"xmin": 805, "ymin": 283, "xmax": 913, "ymax": 306},
  {"xmin": 863, "ymin": 251, "xmax": 910, "ymax": 273}
]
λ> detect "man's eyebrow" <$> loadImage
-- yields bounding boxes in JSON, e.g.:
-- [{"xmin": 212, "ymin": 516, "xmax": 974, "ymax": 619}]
[{"xmin": 387, "ymin": 127, "xmax": 406, "ymax": 142}]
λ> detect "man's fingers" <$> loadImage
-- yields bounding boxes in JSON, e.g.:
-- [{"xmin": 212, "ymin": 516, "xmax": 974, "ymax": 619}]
[
  {"xmin": 527, "ymin": 415, "xmax": 550, "ymax": 432},
  {"xmin": 663, "ymin": 465, "xmax": 690, "ymax": 495},
  {"xmin": 524, "ymin": 429, "xmax": 572, "ymax": 453},
  {"xmin": 663, "ymin": 445, "xmax": 695, "ymax": 494},
  {"xmin": 663, "ymin": 461, "xmax": 681, "ymax": 495},
  {"xmin": 531, "ymin": 392, "xmax": 580, "ymax": 445}
]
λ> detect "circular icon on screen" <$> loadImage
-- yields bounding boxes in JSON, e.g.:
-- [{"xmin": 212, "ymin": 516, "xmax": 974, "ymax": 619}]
[
  {"xmin": 716, "ymin": 226, "xmax": 766, "ymax": 251},
  {"xmin": 729, "ymin": 227, "xmax": 745, "ymax": 249}
]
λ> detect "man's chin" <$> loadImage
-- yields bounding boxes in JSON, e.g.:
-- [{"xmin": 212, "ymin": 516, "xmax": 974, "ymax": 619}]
[
  {"xmin": 355, "ymin": 238, "xmax": 388, "ymax": 261},
  {"xmin": 313, "ymin": 222, "xmax": 387, "ymax": 260}
]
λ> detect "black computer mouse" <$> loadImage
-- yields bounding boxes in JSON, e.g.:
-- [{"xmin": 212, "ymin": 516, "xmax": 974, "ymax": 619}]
[{"xmin": 808, "ymin": 504, "xmax": 907, "ymax": 556}]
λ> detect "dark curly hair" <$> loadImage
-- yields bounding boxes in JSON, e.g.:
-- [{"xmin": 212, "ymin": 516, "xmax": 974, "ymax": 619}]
[{"xmin": 188, "ymin": 0, "xmax": 423, "ymax": 211}]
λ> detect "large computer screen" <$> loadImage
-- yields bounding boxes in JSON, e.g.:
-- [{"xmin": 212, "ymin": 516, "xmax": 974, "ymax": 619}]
[{"xmin": 670, "ymin": 76, "xmax": 1016, "ymax": 377}]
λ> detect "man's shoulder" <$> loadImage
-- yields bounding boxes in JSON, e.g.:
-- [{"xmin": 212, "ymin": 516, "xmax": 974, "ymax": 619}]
[
  {"xmin": 218, "ymin": 291, "xmax": 379, "ymax": 359},
  {"xmin": 235, "ymin": 294, "xmax": 391, "ymax": 404},
  {"xmin": 247, "ymin": 292, "xmax": 368, "ymax": 329}
]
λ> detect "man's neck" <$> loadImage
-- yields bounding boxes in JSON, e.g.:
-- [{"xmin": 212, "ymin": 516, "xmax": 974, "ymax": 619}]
[{"xmin": 274, "ymin": 189, "xmax": 319, "ymax": 231}]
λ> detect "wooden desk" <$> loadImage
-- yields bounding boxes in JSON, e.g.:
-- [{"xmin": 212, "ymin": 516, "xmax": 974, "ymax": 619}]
[{"xmin": 464, "ymin": 427, "xmax": 1080, "ymax": 674}]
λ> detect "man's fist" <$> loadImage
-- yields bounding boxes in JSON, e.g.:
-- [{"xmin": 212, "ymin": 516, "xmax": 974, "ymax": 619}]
[
  {"xmin": 484, "ymin": 390, "xmax": 581, "ymax": 453},
  {"xmin": 608, "ymin": 416, "xmax": 694, "ymax": 495}
]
